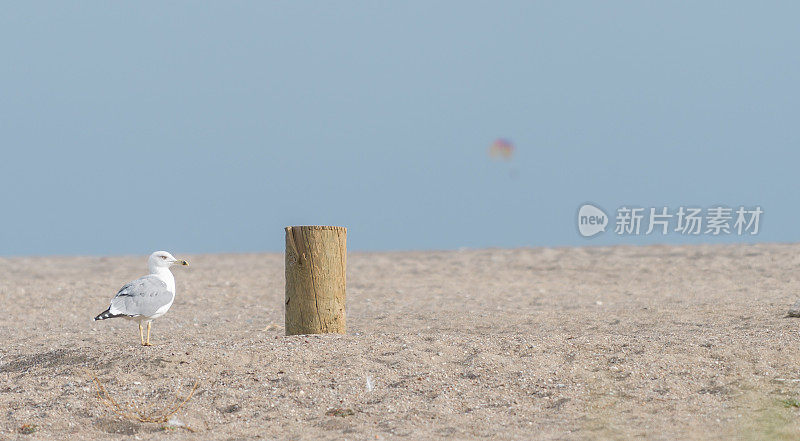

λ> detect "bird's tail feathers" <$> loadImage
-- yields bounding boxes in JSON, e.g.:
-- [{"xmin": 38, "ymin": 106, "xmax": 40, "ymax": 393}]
[{"xmin": 94, "ymin": 308, "xmax": 124, "ymax": 321}]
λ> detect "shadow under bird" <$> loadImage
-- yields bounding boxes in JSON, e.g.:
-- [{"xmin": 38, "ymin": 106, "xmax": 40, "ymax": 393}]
[{"xmin": 94, "ymin": 251, "xmax": 189, "ymax": 346}]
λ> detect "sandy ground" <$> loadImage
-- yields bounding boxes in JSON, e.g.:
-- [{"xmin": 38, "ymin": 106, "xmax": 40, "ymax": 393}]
[{"xmin": 2, "ymin": 244, "xmax": 800, "ymax": 440}]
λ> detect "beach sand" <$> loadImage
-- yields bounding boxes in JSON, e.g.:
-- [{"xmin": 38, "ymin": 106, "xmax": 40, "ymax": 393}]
[{"xmin": 2, "ymin": 244, "xmax": 800, "ymax": 440}]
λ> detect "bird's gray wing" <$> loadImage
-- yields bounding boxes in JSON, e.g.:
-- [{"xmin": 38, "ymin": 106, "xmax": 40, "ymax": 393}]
[{"xmin": 108, "ymin": 275, "xmax": 173, "ymax": 317}]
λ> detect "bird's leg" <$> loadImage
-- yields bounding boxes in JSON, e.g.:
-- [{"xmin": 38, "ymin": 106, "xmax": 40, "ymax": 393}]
[
  {"xmin": 144, "ymin": 322, "xmax": 152, "ymax": 346},
  {"xmin": 139, "ymin": 324, "xmax": 145, "ymax": 346}
]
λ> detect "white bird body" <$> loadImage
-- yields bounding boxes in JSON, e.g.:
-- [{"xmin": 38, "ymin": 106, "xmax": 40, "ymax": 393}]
[{"xmin": 125, "ymin": 263, "xmax": 176, "ymax": 323}]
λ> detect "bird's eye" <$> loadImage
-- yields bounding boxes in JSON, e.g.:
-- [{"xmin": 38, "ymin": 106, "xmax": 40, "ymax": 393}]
[{"xmin": 161, "ymin": 256, "xmax": 168, "ymax": 260}]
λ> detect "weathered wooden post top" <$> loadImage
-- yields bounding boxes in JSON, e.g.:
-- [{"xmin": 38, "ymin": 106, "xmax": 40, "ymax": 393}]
[{"xmin": 284, "ymin": 225, "xmax": 347, "ymax": 335}]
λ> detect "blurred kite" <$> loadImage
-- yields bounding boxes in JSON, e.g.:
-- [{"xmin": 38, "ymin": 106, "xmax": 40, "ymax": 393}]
[{"xmin": 488, "ymin": 138, "xmax": 514, "ymax": 160}]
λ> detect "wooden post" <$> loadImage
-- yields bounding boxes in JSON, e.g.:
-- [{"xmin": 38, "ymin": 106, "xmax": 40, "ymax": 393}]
[{"xmin": 284, "ymin": 226, "xmax": 347, "ymax": 335}]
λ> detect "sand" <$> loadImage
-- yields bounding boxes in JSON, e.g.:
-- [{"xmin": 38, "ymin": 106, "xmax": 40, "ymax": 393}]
[{"xmin": 2, "ymin": 244, "xmax": 800, "ymax": 440}]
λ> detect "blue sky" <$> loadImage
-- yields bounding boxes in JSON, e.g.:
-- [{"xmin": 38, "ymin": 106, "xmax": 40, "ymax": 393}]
[{"xmin": 0, "ymin": 2, "xmax": 798, "ymax": 255}]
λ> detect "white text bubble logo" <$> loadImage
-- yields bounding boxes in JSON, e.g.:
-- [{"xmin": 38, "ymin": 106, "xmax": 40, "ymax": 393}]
[{"xmin": 578, "ymin": 204, "xmax": 608, "ymax": 237}]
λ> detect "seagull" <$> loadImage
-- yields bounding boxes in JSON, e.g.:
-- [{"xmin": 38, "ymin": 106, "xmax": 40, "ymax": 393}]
[{"xmin": 94, "ymin": 251, "xmax": 189, "ymax": 346}]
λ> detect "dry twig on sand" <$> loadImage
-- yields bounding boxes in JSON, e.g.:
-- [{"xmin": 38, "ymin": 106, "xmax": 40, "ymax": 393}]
[{"xmin": 89, "ymin": 373, "xmax": 199, "ymax": 432}]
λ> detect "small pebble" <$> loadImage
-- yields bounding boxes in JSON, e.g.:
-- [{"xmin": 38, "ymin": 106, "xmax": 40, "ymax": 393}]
[{"xmin": 788, "ymin": 299, "xmax": 800, "ymax": 317}]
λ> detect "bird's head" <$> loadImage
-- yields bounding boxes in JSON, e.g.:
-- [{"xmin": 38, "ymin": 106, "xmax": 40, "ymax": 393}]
[{"xmin": 148, "ymin": 251, "xmax": 189, "ymax": 271}]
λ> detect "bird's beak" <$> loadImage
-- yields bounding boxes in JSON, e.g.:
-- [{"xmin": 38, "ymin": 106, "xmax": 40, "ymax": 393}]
[{"xmin": 178, "ymin": 259, "xmax": 189, "ymax": 266}]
